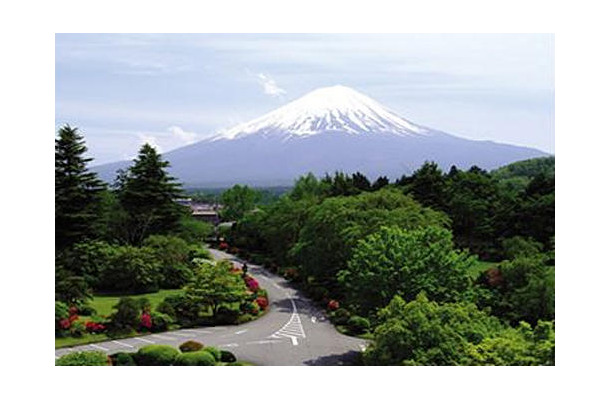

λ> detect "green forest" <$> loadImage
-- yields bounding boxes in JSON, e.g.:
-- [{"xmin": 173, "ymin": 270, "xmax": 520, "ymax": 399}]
[{"xmin": 56, "ymin": 124, "xmax": 554, "ymax": 366}]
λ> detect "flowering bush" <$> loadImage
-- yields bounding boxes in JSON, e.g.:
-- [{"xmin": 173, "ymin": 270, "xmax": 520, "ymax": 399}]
[
  {"xmin": 327, "ymin": 300, "xmax": 340, "ymax": 311},
  {"xmin": 59, "ymin": 318, "xmax": 71, "ymax": 330},
  {"xmin": 244, "ymin": 276, "xmax": 259, "ymax": 292},
  {"xmin": 255, "ymin": 296, "xmax": 269, "ymax": 310},
  {"xmin": 219, "ymin": 242, "xmax": 229, "ymax": 251},
  {"xmin": 140, "ymin": 312, "xmax": 153, "ymax": 330},
  {"xmin": 85, "ymin": 321, "xmax": 107, "ymax": 334}
]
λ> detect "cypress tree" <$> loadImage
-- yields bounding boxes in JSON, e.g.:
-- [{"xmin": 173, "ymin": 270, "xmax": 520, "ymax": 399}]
[
  {"xmin": 117, "ymin": 143, "xmax": 185, "ymax": 245},
  {"xmin": 55, "ymin": 125, "xmax": 106, "ymax": 250}
]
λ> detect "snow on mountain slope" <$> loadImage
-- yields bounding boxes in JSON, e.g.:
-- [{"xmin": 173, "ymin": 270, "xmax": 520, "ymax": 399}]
[{"xmin": 212, "ymin": 85, "xmax": 431, "ymax": 140}]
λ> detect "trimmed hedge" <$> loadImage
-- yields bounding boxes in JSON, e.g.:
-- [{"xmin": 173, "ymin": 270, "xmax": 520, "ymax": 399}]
[
  {"xmin": 202, "ymin": 346, "xmax": 222, "ymax": 362},
  {"xmin": 220, "ymin": 350, "xmax": 237, "ymax": 363},
  {"xmin": 135, "ymin": 345, "xmax": 180, "ymax": 366},
  {"xmin": 174, "ymin": 351, "xmax": 216, "ymax": 366},
  {"xmin": 110, "ymin": 352, "xmax": 136, "ymax": 366},
  {"xmin": 347, "ymin": 316, "xmax": 371, "ymax": 335},
  {"xmin": 56, "ymin": 351, "xmax": 110, "ymax": 366}
]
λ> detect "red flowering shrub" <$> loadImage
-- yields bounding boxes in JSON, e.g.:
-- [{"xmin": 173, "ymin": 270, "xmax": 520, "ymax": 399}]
[
  {"xmin": 69, "ymin": 306, "xmax": 78, "ymax": 316},
  {"xmin": 244, "ymin": 276, "xmax": 259, "ymax": 292},
  {"xmin": 140, "ymin": 312, "xmax": 153, "ymax": 330},
  {"xmin": 69, "ymin": 314, "xmax": 79, "ymax": 323},
  {"xmin": 85, "ymin": 321, "xmax": 107, "ymax": 333},
  {"xmin": 327, "ymin": 300, "xmax": 340, "ymax": 311},
  {"xmin": 59, "ymin": 319, "xmax": 71, "ymax": 330},
  {"xmin": 255, "ymin": 296, "xmax": 268, "ymax": 310},
  {"xmin": 219, "ymin": 242, "xmax": 229, "ymax": 251}
]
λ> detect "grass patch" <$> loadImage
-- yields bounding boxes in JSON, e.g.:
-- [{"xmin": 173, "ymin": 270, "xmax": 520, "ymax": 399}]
[
  {"xmin": 90, "ymin": 289, "xmax": 184, "ymax": 317},
  {"xmin": 468, "ymin": 260, "xmax": 498, "ymax": 279}
]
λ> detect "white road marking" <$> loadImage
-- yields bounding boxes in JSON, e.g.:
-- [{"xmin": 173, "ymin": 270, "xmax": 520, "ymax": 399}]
[
  {"xmin": 89, "ymin": 343, "xmax": 109, "ymax": 351},
  {"xmin": 208, "ymin": 327, "xmax": 227, "ymax": 331},
  {"xmin": 247, "ymin": 340, "xmax": 282, "ymax": 345},
  {"xmin": 273, "ymin": 283, "xmax": 282, "ymax": 289},
  {"xmin": 220, "ymin": 343, "xmax": 239, "ymax": 348},
  {"xmin": 269, "ymin": 297, "xmax": 306, "ymax": 346},
  {"xmin": 235, "ymin": 329, "xmax": 248, "ymax": 335},
  {"xmin": 311, "ymin": 316, "xmax": 317, "ymax": 323},
  {"xmin": 165, "ymin": 332, "xmax": 194, "ymax": 337},
  {"xmin": 112, "ymin": 340, "xmax": 134, "ymax": 348},
  {"xmin": 152, "ymin": 334, "xmax": 175, "ymax": 340},
  {"xmin": 133, "ymin": 337, "xmax": 155, "ymax": 344}
]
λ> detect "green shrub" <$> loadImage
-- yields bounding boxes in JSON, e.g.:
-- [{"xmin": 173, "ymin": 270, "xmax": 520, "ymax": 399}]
[
  {"xmin": 203, "ymin": 346, "xmax": 222, "ymax": 362},
  {"xmin": 56, "ymin": 351, "xmax": 110, "ymax": 366},
  {"xmin": 220, "ymin": 350, "xmax": 237, "ymax": 363},
  {"xmin": 216, "ymin": 306, "xmax": 240, "ymax": 325},
  {"xmin": 332, "ymin": 308, "xmax": 351, "ymax": 325},
  {"xmin": 110, "ymin": 352, "xmax": 136, "ymax": 366},
  {"xmin": 55, "ymin": 301, "xmax": 70, "ymax": 336},
  {"xmin": 98, "ymin": 246, "xmax": 162, "ymax": 293},
  {"xmin": 110, "ymin": 297, "xmax": 141, "ymax": 332},
  {"xmin": 78, "ymin": 303, "xmax": 97, "ymax": 316},
  {"xmin": 179, "ymin": 340, "xmax": 204, "ymax": 353},
  {"xmin": 347, "ymin": 316, "xmax": 370, "ymax": 335},
  {"xmin": 70, "ymin": 320, "xmax": 86, "ymax": 337},
  {"xmin": 150, "ymin": 311, "xmax": 174, "ymax": 332},
  {"xmin": 157, "ymin": 293, "xmax": 200, "ymax": 326},
  {"xmin": 135, "ymin": 345, "xmax": 180, "ymax": 366},
  {"xmin": 174, "ymin": 350, "xmax": 216, "ymax": 366}
]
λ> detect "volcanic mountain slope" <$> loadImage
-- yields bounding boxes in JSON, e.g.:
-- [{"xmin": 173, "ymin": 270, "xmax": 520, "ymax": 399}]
[{"xmin": 94, "ymin": 85, "xmax": 548, "ymax": 187}]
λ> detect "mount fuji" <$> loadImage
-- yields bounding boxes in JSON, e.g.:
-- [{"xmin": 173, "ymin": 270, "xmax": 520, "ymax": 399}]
[{"xmin": 94, "ymin": 85, "xmax": 548, "ymax": 187}]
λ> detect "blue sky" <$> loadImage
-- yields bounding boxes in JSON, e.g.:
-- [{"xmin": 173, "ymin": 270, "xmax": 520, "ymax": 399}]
[{"xmin": 55, "ymin": 33, "xmax": 554, "ymax": 165}]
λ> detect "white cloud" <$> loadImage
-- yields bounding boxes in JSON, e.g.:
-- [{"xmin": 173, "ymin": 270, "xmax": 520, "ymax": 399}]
[
  {"xmin": 168, "ymin": 125, "xmax": 199, "ymax": 145},
  {"xmin": 256, "ymin": 73, "xmax": 286, "ymax": 97}
]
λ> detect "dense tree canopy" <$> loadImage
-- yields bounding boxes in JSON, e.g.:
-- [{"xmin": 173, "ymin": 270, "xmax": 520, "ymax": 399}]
[
  {"xmin": 220, "ymin": 184, "xmax": 261, "ymax": 221},
  {"xmin": 338, "ymin": 226, "xmax": 474, "ymax": 316}
]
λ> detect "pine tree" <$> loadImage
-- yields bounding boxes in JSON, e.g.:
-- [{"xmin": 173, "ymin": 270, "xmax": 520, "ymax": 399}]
[
  {"xmin": 55, "ymin": 125, "xmax": 106, "ymax": 250},
  {"xmin": 117, "ymin": 143, "xmax": 185, "ymax": 245}
]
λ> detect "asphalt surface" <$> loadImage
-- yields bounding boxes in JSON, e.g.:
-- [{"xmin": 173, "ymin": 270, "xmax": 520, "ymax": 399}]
[{"xmin": 55, "ymin": 248, "xmax": 367, "ymax": 365}]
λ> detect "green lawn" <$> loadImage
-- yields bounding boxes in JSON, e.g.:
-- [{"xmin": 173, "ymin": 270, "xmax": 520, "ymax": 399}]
[
  {"xmin": 468, "ymin": 260, "xmax": 498, "ymax": 279},
  {"xmin": 90, "ymin": 289, "xmax": 184, "ymax": 317}
]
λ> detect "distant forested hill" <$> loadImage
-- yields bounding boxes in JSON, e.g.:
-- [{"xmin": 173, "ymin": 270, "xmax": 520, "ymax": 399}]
[{"xmin": 491, "ymin": 156, "xmax": 554, "ymax": 192}]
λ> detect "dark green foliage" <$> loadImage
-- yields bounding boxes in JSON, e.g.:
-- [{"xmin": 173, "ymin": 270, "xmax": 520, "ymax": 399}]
[
  {"xmin": 115, "ymin": 144, "xmax": 185, "ymax": 245},
  {"xmin": 339, "ymin": 226, "xmax": 473, "ymax": 316},
  {"xmin": 351, "ymin": 172, "xmax": 371, "ymax": 192},
  {"xmin": 220, "ymin": 184, "xmax": 261, "ymax": 221},
  {"xmin": 98, "ymin": 246, "xmax": 162, "ymax": 293},
  {"xmin": 56, "ymin": 351, "xmax": 110, "ymax": 366},
  {"xmin": 55, "ymin": 125, "xmax": 107, "ymax": 250},
  {"xmin": 371, "ymin": 176, "xmax": 389, "ymax": 191},
  {"xmin": 55, "ymin": 268, "xmax": 93, "ymax": 306},
  {"xmin": 501, "ymin": 236, "xmax": 544, "ymax": 260},
  {"xmin": 492, "ymin": 156, "xmax": 555, "ymax": 182},
  {"xmin": 55, "ymin": 301, "xmax": 70, "ymax": 336},
  {"xmin": 150, "ymin": 311, "xmax": 174, "ymax": 332},
  {"xmin": 110, "ymin": 352, "xmax": 136, "ymax": 366},
  {"xmin": 346, "ymin": 315, "xmax": 370, "ymax": 335},
  {"xmin": 156, "ymin": 293, "xmax": 200, "ymax": 326},
  {"xmin": 179, "ymin": 340, "xmax": 204, "ymax": 353},
  {"xmin": 331, "ymin": 308, "xmax": 351, "ymax": 325},
  {"xmin": 59, "ymin": 240, "xmax": 117, "ymax": 287},
  {"xmin": 202, "ymin": 346, "xmax": 222, "ymax": 362},
  {"xmin": 220, "ymin": 350, "xmax": 237, "ymax": 363},
  {"xmin": 109, "ymin": 297, "xmax": 142, "ymax": 332},
  {"xmin": 173, "ymin": 350, "xmax": 216, "ymax": 366},
  {"xmin": 135, "ymin": 345, "xmax": 180, "ymax": 366},
  {"xmin": 405, "ymin": 161, "xmax": 446, "ymax": 208}
]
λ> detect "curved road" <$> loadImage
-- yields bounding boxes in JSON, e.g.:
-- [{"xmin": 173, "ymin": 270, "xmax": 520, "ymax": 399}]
[{"xmin": 55, "ymin": 248, "xmax": 367, "ymax": 365}]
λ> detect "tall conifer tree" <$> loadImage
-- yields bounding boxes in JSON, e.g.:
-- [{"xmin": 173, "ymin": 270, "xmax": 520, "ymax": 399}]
[{"xmin": 55, "ymin": 125, "xmax": 106, "ymax": 250}]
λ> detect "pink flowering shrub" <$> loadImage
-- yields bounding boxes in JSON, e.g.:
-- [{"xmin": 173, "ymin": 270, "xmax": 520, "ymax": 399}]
[{"xmin": 327, "ymin": 300, "xmax": 340, "ymax": 311}]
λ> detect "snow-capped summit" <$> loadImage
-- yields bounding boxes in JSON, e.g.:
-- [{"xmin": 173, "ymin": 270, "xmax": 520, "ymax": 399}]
[
  {"xmin": 94, "ymin": 85, "xmax": 548, "ymax": 187},
  {"xmin": 213, "ymin": 85, "xmax": 430, "ymax": 141}
]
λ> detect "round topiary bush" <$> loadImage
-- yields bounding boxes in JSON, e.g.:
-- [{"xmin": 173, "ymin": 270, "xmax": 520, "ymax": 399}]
[
  {"xmin": 56, "ymin": 351, "xmax": 110, "ymax": 366},
  {"xmin": 220, "ymin": 350, "xmax": 237, "ymax": 363},
  {"xmin": 110, "ymin": 352, "xmax": 136, "ymax": 366},
  {"xmin": 179, "ymin": 340, "xmax": 204, "ymax": 353},
  {"xmin": 347, "ymin": 315, "xmax": 371, "ymax": 335},
  {"xmin": 135, "ymin": 345, "xmax": 180, "ymax": 366},
  {"xmin": 174, "ymin": 350, "xmax": 216, "ymax": 366},
  {"xmin": 203, "ymin": 346, "xmax": 222, "ymax": 362}
]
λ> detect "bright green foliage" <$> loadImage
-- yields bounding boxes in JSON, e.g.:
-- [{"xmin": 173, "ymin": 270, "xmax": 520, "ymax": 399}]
[
  {"xmin": 98, "ymin": 246, "xmax": 162, "ymax": 293},
  {"xmin": 185, "ymin": 260, "xmax": 250, "ymax": 318},
  {"xmin": 363, "ymin": 294, "xmax": 553, "ymax": 366},
  {"xmin": 346, "ymin": 315, "xmax": 371, "ymax": 335},
  {"xmin": 492, "ymin": 156, "xmax": 555, "ymax": 182},
  {"xmin": 174, "ymin": 350, "xmax": 216, "ymax": 366},
  {"xmin": 116, "ymin": 144, "xmax": 185, "ymax": 245},
  {"xmin": 290, "ymin": 173, "xmax": 331, "ymax": 201},
  {"xmin": 135, "ymin": 345, "xmax": 180, "ymax": 366},
  {"xmin": 143, "ymin": 235, "xmax": 194, "ymax": 289},
  {"xmin": 56, "ymin": 351, "xmax": 110, "ymax": 366},
  {"xmin": 55, "ymin": 125, "xmax": 107, "ymax": 250},
  {"xmin": 293, "ymin": 189, "xmax": 448, "ymax": 286},
  {"xmin": 339, "ymin": 226, "xmax": 473, "ymax": 316},
  {"xmin": 221, "ymin": 184, "xmax": 261, "ymax": 221},
  {"xmin": 176, "ymin": 217, "xmax": 214, "ymax": 244},
  {"xmin": 202, "ymin": 346, "xmax": 222, "ymax": 362}
]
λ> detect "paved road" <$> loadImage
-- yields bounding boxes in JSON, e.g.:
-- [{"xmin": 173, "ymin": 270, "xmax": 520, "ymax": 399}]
[{"xmin": 55, "ymin": 248, "xmax": 367, "ymax": 365}]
